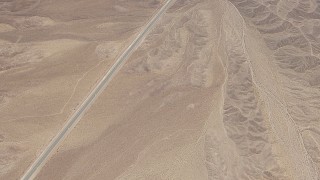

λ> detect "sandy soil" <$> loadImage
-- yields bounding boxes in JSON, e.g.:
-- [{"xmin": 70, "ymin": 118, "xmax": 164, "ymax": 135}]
[
  {"xmin": 35, "ymin": 0, "xmax": 320, "ymax": 179},
  {"xmin": 0, "ymin": 0, "xmax": 165, "ymax": 179},
  {"xmin": 2, "ymin": 0, "xmax": 320, "ymax": 179}
]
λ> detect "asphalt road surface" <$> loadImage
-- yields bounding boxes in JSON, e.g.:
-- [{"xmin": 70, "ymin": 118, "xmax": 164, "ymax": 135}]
[{"xmin": 21, "ymin": 0, "xmax": 176, "ymax": 179}]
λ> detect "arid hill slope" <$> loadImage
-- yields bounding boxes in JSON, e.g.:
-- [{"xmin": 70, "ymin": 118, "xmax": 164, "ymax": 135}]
[{"xmin": 1, "ymin": 0, "xmax": 320, "ymax": 179}]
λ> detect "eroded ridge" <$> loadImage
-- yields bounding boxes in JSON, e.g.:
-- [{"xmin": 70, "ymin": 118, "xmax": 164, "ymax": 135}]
[
  {"xmin": 226, "ymin": 0, "xmax": 320, "ymax": 179},
  {"xmin": 34, "ymin": 0, "xmax": 228, "ymax": 179},
  {"xmin": 2, "ymin": 0, "xmax": 320, "ymax": 179},
  {"xmin": 218, "ymin": 2, "xmax": 288, "ymax": 179}
]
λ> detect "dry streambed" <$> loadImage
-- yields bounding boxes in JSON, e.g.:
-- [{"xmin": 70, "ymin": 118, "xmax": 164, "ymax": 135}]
[{"xmin": 1, "ymin": 0, "xmax": 320, "ymax": 179}]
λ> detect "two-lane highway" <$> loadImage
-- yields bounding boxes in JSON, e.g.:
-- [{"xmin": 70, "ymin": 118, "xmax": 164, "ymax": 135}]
[{"xmin": 21, "ymin": 0, "xmax": 176, "ymax": 179}]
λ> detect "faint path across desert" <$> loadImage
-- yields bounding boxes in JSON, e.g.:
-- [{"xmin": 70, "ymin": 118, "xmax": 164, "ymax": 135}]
[
  {"xmin": 225, "ymin": 1, "xmax": 319, "ymax": 179},
  {"xmin": 20, "ymin": 0, "xmax": 176, "ymax": 179}
]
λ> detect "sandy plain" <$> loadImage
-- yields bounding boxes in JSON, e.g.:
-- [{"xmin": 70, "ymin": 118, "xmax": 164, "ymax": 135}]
[
  {"xmin": 34, "ymin": 0, "xmax": 320, "ymax": 179},
  {"xmin": 0, "ymin": 0, "xmax": 165, "ymax": 179},
  {"xmin": 2, "ymin": 0, "xmax": 320, "ymax": 179}
]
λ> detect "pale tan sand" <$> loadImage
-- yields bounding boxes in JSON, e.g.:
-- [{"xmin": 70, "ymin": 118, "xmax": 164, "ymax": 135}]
[
  {"xmin": 0, "ymin": 0, "xmax": 165, "ymax": 179},
  {"xmin": 37, "ymin": 0, "xmax": 319, "ymax": 179},
  {"xmin": 2, "ymin": 0, "xmax": 320, "ymax": 179}
]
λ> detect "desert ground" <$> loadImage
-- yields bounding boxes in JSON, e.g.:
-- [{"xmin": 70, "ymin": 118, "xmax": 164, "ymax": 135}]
[
  {"xmin": 0, "ymin": 0, "xmax": 165, "ymax": 179},
  {"xmin": 1, "ymin": 0, "xmax": 320, "ymax": 179}
]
